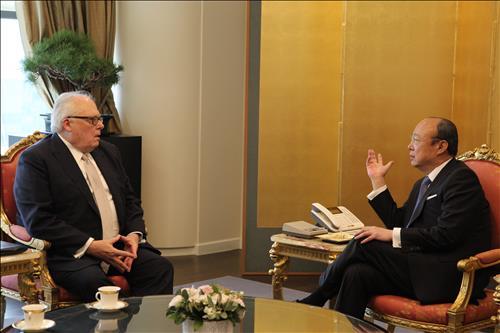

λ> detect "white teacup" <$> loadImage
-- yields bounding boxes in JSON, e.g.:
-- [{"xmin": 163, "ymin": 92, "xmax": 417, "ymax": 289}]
[
  {"xmin": 22, "ymin": 303, "xmax": 47, "ymax": 329},
  {"xmin": 95, "ymin": 319, "xmax": 118, "ymax": 332},
  {"xmin": 95, "ymin": 286, "xmax": 121, "ymax": 308}
]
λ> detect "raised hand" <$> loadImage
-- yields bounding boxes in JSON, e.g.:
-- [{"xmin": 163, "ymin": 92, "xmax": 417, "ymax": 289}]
[
  {"xmin": 366, "ymin": 149, "xmax": 394, "ymax": 190},
  {"xmin": 86, "ymin": 235, "xmax": 137, "ymax": 273}
]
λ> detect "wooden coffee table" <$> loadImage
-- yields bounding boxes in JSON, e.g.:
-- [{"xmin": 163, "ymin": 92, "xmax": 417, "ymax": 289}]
[{"xmin": 268, "ymin": 233, "xmax": 347, "ymax": 300}]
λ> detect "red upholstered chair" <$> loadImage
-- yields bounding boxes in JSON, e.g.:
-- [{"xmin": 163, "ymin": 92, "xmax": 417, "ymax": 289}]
[
  {"xmin": 1, "ymin": 132, "xmax": 129, "ymax": 310},
  {"xmin": 365, "ymin": 144, "xmax": 500, "ymax": 333}
]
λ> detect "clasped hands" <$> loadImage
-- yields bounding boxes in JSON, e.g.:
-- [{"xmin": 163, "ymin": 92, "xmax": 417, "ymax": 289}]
[
  {"xmin": 355, "ymin": 149, "xmax": 395, "ymax": 244},
  {"xmin": 87, "ymin": 233, "xmax": 140, "ymax": 273}
]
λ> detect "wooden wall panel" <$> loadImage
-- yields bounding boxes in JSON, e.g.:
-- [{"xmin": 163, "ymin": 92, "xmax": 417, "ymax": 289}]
[
  {"xmin": 453, "ymin": 1, "xmax": 497, "ymax": 152},
  {"xmin": 257, "ymin": 1, "xmax": 344, "ymax": 227},
  {"xmin": 341, "ymin": 1, "xmax": 456, "ymax": 225}
]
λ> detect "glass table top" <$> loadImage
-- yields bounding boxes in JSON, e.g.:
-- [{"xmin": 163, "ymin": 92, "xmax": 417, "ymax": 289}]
[{"xmin": 6, "ymin": 295, "xmax": 386, "ymax": 332}]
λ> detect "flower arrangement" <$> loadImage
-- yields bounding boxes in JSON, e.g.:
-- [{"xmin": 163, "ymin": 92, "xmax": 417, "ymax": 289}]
[{"xmin": 166, "ymin": 284, "xmax": 246, "ymax": 331}]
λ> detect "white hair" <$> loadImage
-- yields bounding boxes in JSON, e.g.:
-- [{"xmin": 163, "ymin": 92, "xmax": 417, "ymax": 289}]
[{"xmin": 51, "ymin": 91, "xmax": 95, "ymax": 133}]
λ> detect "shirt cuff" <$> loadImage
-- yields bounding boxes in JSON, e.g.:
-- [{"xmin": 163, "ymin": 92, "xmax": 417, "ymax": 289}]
[
  {"xmin": 367, "ymin": 185, "xmax": 388, "ymax": 201},
  {"xmin": 128, "ymin": 231, "xmax": 146, "ymax": 244},
  {"xmin": 392, "ymin": 228, "xmax": 402, "ymax": 248},
  {"xmin": 74, "ymin": 237, "xmax": 94, "ymax": 258}
]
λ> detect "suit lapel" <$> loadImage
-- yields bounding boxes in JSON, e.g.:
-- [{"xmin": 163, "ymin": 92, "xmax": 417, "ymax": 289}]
[
  {"xmin": 407, "ymin": 159, "xmax": 459, "ymax": 227},
  {"xmin": 50, "ymin": 134, "xmax": 99, "ymax": 215}
]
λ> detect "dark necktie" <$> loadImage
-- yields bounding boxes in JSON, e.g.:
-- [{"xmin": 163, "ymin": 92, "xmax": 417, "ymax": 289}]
[{"xmin": 407, "ymin": 176, "xmax": 431, "ymax": 227}]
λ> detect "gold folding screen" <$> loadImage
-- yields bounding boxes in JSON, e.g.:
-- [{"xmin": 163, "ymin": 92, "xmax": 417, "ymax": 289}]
[
  {"xmin": 254, "ymin": 1, "xmax": 499, "ymax": 230},
  {"xmin": 341, "ymin": 1, "xmax": 456, "ymax": 224},
  {"xmin": 257, "ymin": 1, "xmax": 344, "ymax": 227},
  {"xmin": 453, "ymin": 1, "xmax": 498, "ymax": 152}
]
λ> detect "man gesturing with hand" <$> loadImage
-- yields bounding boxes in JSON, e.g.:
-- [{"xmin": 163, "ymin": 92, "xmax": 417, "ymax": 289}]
[{"xmin": 298, "ymin": 117, "xmax": 491, "ymax": 319}]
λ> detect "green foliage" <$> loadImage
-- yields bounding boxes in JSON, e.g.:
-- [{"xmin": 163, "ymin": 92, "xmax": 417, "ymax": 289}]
[
  {"xmin": 23, "ymin": 29, "xmax": 123, "ymax": 91},
  {"xmin": 166, "ymin": 284, "xmax": 246, "ymax": 331}
]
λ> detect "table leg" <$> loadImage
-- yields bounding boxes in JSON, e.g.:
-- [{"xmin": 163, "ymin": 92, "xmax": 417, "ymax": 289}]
[
  {"xmin": 0, "ymin": 294, "xmax": 5, "ymax": 329},
  {"xmin": 268, "ymin": 242, "xmax": 289, "ymax": 300}
]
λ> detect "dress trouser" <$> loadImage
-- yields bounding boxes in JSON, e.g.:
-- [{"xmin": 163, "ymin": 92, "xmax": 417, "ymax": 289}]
[
  {"xmin": 51, "ymin": 247, "xmax": 174, "ymax": 301},
  {"xmin": 314, "ymin": 239, "xmax": 415, "ymax": 319}
]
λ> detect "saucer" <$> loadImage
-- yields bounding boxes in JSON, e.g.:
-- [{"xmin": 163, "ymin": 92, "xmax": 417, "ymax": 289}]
[
  {"xmin": 12, "ymin": 319, "xmax": 55, "ymax": 332},
  {"xmin": 88, "ymin": 300, "xmax": 128, "ymax": 312}
]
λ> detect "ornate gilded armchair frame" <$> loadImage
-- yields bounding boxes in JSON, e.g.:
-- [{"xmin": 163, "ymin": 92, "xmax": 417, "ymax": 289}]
[{"xmin": 366, "ymin": 144, "xmax": 500, "ymax": 333}]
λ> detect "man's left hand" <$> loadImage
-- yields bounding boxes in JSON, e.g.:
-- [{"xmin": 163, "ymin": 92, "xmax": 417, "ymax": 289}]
[
  {"xmin": 354, "ymin": 226, "xmax": 392, "ymax": 244},
  {"xmin": 120, "ymin": 234, "xmax": 140, "ymax": 272}
]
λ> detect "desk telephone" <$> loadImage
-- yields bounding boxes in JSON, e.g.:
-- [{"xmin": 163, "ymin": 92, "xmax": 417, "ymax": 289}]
[
  {"xmin": 282, "ymin": 221, "xmax": 328, "ymax": 238},
  {"xmin": 311, "ymin": 203, "xmax": 364, "ymax": 233}
]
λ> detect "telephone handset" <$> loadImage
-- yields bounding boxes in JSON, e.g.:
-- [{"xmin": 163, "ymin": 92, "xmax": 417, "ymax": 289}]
[{"xmin": 311, "ymin": 203, "xmax": 364, "ymax": 233}]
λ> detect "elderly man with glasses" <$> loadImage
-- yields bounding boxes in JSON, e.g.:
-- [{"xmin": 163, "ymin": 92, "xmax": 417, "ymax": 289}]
[
  {"xmin": 298, "ymin": 117, "xmax": 491, "ymax": 320},
  {"xmin": 14, "ymin": 91, "xmax": 174, "ymax": 301}
]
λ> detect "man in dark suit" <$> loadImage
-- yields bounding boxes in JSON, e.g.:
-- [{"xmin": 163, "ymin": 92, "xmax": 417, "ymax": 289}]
[
  {"xmin": 298, "ymin": 117, "xmax": 491, "ymax": 319},
  {"xmin": 14, "ymin": 91, "xmax": 174, "ymax": 301}
]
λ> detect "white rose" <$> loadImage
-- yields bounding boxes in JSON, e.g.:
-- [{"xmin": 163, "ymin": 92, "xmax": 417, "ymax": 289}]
[
  {"xmin": 210, "ymin": 294, "xmax": 219, "ymax": 305},
  {"xmin": 168, "ymin": 295, "xmax": 184, "ymax": 308},
  {"xmin": 204, "ymin": 307, "xmax": 217, "ymax": 320}
]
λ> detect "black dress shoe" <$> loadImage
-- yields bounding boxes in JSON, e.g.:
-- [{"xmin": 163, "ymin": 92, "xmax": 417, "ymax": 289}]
[{"xmin": 296, "ymin": 292, "xmax": 328, "ymax": 307}]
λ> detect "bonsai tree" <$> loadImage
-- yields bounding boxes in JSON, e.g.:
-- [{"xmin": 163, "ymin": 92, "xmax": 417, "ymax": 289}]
[{"xmin": 22, "ymin": 29, "xmax": 123, "ymax": 111}]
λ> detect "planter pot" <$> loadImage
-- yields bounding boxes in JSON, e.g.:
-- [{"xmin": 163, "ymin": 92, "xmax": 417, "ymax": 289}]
[
  {"xmin": 182, "ymin": 320, "xmax": 233, "ymax": 333},
  {"xmin": 40, "ymin": 113, "xmax": 52, "ymax": 132}
]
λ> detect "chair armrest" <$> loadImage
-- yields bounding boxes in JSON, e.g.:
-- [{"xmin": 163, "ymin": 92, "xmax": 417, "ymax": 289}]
[
  {"xmin": 448, "ymin": 249, "xmax": 500, "ymax": 322},
  {"xmin": 1, "ymin": 217, "xmax": 51, "ymax": 251},
  {"xmin": 475, "ymin": 249, "xmax": 500, "ymax": 266}
]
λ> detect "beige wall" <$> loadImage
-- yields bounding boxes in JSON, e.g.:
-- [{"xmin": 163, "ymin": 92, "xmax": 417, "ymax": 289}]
[{"xmin": 115, "ymin": 1, "xmax": 246, "ymax": 254}]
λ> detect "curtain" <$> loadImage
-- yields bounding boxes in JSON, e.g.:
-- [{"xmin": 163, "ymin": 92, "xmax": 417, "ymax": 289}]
[{"xmin": 16, "ymin": 0, "xmax": 122, "ymax": 134}]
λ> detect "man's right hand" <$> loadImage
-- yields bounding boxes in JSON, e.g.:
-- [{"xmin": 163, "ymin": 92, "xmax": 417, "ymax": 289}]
[
  {"xmin": 86, "ymin": 235, "xmax": 137, "ymax": 273},
  {"xmin": 366, "ymin": 149, "xmax": 394, "ymax": 190}
]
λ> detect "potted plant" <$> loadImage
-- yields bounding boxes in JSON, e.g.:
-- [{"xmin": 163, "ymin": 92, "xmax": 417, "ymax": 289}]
[{"xmin": 22, "ymin": 29, "xmax": 123, "ymax": 134}]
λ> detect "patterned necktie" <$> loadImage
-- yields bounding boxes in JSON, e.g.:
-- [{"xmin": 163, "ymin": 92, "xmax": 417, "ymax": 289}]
[
  {"xmin": 81, "ymin": 154, "xmax": 118, "ymax": 240},
  {"xmin": 407, "ymin": 176, "xmax": 431, "ymax": 227}
]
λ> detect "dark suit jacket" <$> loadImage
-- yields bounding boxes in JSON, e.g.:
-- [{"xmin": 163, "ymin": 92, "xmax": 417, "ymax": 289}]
[
  {"xmin": 14, "ymin": 133, "xmax": 159, "ymax": 272},
  {"xmin": 369, "ymin": 158, "xmax": 491, "ymax": 304}
]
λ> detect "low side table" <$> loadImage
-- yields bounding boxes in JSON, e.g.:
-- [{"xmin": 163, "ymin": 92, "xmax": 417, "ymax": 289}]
[
  {"xmin": 1, "ymin": 250, "xmax": 42, "ymax": 327},
  {"xmin": 268, "ymin": 233, "xmax": 347, "ymax": 300}
]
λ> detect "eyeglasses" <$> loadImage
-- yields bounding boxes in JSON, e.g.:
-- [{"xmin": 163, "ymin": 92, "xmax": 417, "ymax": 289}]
[{"xmin": 67, "ymin": 115, "xmax": 103, "ymax": 126}]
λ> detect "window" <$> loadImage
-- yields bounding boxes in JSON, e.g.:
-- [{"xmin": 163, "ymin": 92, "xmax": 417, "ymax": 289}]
[{"xmin": 1, "ymin": 1, "xmax": 49, "ymax": 153}]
